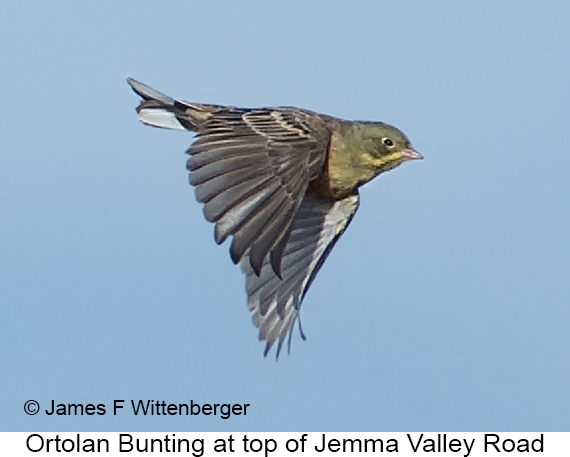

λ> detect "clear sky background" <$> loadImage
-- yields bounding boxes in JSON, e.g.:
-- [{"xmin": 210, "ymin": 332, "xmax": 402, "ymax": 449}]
[{"xmin": 1, "ymin": 1, "xmax": 569, "ymax": 432}]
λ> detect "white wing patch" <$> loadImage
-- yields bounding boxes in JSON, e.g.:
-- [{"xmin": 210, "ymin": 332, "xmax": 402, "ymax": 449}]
[{"xmin": 240, "ymin": 193, "xmax": 360, "ymax": 358}]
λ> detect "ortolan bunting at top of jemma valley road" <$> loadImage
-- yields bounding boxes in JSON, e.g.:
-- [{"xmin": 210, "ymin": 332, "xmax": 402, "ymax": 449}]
[{"xmin": 127, "ymin": 77, "xmax": 423, "ymax": 359}]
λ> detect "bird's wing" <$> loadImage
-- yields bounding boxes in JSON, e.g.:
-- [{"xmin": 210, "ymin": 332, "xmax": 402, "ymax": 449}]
[
  {"xmin": 127, "ymin": 78, "xmax": 332, "ymax": 275},
  {"xmin": 188, "ymin": 108, "xmax": 330, "ymax": 275},
  {"xmin": 240, "ymin": 192, "xmax": 360, "ymax": 358}
]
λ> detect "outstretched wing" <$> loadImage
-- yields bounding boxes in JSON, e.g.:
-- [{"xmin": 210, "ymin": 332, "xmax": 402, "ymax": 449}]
[
  {"xmin": 240, "ymin": 193, "xmax": 360, "ymax": 358},
  {"xmin": 127, "ymin": 77, "xmax": 332, "ymax": 276},
  {"xmin": 187, "ymin": 108, "xmax": 331, "ymax": 275}
]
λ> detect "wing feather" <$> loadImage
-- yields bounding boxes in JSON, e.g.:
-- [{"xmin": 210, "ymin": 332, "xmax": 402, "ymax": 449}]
[
  {"xmin": 186, "ymin": 107, "xmax": 331, "ymax": 273},
  {"xmin": 195, "ymin": 169, "xmax": 272, "ymax": 205},
  {"xmin": 240, "ymin": 193, "xmax": 360, "ymax": 358},
  {"xmin": 189, "ymin": 154, "xmax": 265, "ymax": 185},
  {"xmin": 202, "ymin": 177, "xmax": 273, "ymax": 228},
  {"xmin": 228, "ymin": 188, "xmax": 286, "ymax": 266},
  {"xmin": 214, "ymin": 179, "xmax": 281, "ymax": 244},
  {"xmin": 189, "ymin": 148, "xmax": 262, "ymax": 170},
  {"xmin": 247, "ymin": 201, "xmax": 297, "ymax": 276}
]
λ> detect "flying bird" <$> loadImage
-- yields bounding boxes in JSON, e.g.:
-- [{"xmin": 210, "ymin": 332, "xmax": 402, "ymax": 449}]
[{"xmin": 127, "ymin": 78, "xmax": 422, "ymax": 358}]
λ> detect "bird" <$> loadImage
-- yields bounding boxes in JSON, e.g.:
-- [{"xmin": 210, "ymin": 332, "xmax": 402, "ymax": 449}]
[{"xmin": 127, "ymin": 78, "xmax": 422, "ymax": 358}]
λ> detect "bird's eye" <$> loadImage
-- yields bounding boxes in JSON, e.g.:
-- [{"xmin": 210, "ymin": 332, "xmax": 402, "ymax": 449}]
[{"xmin": 382, "ymin": 138, "xmax": 394, "ymax": 147}]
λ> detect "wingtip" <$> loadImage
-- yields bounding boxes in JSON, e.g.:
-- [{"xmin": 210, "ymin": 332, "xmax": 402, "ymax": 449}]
[
  {"xmin": 229, "ymin": 244, "xmax": 242, "ymax": 265},
  {"xmin": 298, "ymin": 318, "xmax": 307, "ymax": 341},
  {"xmin": 261, "ymin": 340, "xmax": 283, "ymax": 361},
  {"xmin": 269, "ymin": 252, "xmax": 284, "ymax": 280}
]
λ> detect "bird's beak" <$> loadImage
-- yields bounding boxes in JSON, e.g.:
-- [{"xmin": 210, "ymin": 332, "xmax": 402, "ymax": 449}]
[{"xmin": 400, "ymin": 148, "xmax": 423, "ymax": 161}]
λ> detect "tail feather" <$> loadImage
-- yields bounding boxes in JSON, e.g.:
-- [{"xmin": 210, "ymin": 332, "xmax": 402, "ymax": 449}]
[
  {"xmin": 127, "ymin": 78, "xmax": 175, "ymax": 105},
  {"xmin": 127, "ymin": 77, "xmax": 188, "ymax": 131}
]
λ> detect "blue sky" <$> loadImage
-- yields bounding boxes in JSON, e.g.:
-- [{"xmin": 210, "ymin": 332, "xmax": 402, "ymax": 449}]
[{"xmin": 1, "ymin": 1, "xmax": 569, "ymax": 432}]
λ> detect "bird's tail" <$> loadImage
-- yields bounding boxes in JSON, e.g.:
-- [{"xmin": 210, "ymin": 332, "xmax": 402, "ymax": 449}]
[{"xmin": 127, "ymin": 78, "xmax": 211, "ymax": 132}]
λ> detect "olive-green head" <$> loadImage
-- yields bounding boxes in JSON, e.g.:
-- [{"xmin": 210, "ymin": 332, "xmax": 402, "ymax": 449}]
[{"xmin": 345, "ymin": 122, "xmax": 422, "ymax": 186}]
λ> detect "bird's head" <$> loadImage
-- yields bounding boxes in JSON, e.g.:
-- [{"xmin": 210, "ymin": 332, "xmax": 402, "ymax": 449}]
[{"xmin": 348, "ymin": 122, "xmax": 422, "ymax": 182}]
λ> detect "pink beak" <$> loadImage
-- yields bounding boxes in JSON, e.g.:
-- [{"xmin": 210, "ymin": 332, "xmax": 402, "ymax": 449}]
[{"xmin": 401, "ymin": 148, "xmax": 423, "ymax": 161}]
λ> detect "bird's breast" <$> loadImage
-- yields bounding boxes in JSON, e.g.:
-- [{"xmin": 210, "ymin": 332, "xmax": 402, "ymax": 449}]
[{"xmin": 308, "ymin": 130, "xmax": 374, "ymax": 199}]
